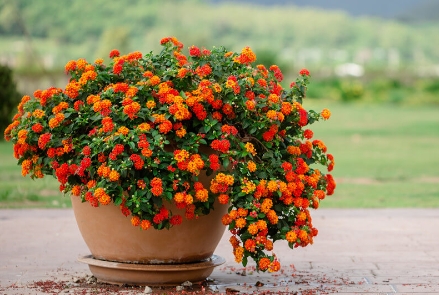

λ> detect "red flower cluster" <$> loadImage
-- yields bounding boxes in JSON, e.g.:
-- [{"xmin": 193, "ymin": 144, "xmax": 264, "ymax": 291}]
[
  {"xmin": 73, "ymin": 100, "xmax": 84, "ymax": 111},
  {"xmin": 109, "ymin": 144, "xmax": 124, "ymax": 160},
  {"xmin": 119, "ymin": 198, "xmax": 131, "ymax": 217},
  {"xmin": 55, "ymin": 163, "xmax": 70, "ymax": 185},
  {"xmin": 304, "ymin": 129, "xmax": 313, "ymax": 139},
  {"xmin": 109, "ymin": 49, "xmax": 120, "ymax": 58},
  {"xmin": 262, "ymin": 125, "xmax": 278, "ymax": 142},
  {"xmin": 113, "ymin": 58, "xmax": 124, "ymax": 75},
  {"xmin": 211, "ymin": 139, "xmax": 230, "ymax": 153},
  {"xmin": 31, "ymin": 123, "xmax": 44, "ymax": 133},
  {"xmin": 195, "ymin": 64, "xmax": 212, "ymax": 78},
  {"xmin": 327, "ymin": 154, "xmax": 335, "ymax": 172},
  {"xmin": 299, "ymin": 141, "xmax": 313, "ymax": 159},
  {"xmin": 76, "ymin": 157, "xmax": 91, "ymax": 177},
  {"xmin": 85, "ymin": 191, "xmax": 99, "ymax": 207},
  {"xmin": 269, "ymin": 65, "xmax": 283, "ymax": 82},
  {"xmin": 326, "ymin": 174, "xmax": 336, "ymax": 195},
  {"xmin": 38, "ymin": 133, "xmax": 51, "ymax": 149},
  {"xmin": 191, "ymin": 103, "xmax": 207, "ymax": 120},
  {"xmin": 209, "ymin": 154, "xmax": 221, "ymax": 171},
  {"xmin": 299, "ymin": 68, "xmax": 310, "ymax": 76},
  {"xmin": 298, "ymin": 108, "xmax": 308, "ymax": 127},
  {"xmin": 113, "ymin": 82, "xmax": 129, "ymax": 93},
  {"xmin": 101, "ymin": 117, "xmax": 114, "ymax": 133},
  {"xmin": 221, "ymin": 125, "xmax": 238, "ymax": 136},
  {"xmin": 189, "ymin": 45, "xmax": 201, "ymax": 57},
  {"xmin": 129, "ymin": 154, "xmax": 144, "ymax": 170},
  {"xmin": 295, "ymin": 158, "xmax": 309, "ymax": 175},
  {"xmin": 281, "ymin": 161, "xmax": 293, "ymax": 172},
  {"xmin": 170, "ymin": 214, "xmax": 183, "ymax": 226},
  {"xmin": 153, "ymin": 206, "xmax": 169, "ymax": 224}
]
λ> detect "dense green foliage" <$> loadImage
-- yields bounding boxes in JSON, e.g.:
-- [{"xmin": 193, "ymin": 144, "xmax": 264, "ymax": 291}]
[
  {"xmin": 0, "ymin": 64, "xmax": 21, "ymax": 138},
  {"xmin": 307, "ymin": 76, "xmax": 439, "ymax": 105}
]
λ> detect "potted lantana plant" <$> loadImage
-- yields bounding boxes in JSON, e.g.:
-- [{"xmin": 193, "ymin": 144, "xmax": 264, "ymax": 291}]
[{"xmin": 4, "ymin": 36, "xmax": 336, "ymax": 283}]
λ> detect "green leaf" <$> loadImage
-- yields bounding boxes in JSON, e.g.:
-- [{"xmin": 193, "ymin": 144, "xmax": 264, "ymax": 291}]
[
  {"xmin": 164, "ymin": 191, "xmax": 173, "ymax": 201},
  {"xmin": 223, "ymin": 158, "xmax": 229, "ymax": 168},
  {"xmin": 114, "ymin": 196, "xmax": 123, "ymax": 206},
  {"xmin": 274, "ymin": 203, "xmax": 284, "ymax": 212},
  {"xmin": 205, "ymin": 168, "xmax": 213, "ymax": 176},
  {"xmin": 257, "ymin": 171, "xmax": 267, "ymax": 179},
  {"xmin": 242, "ymin": 255, "xmax": 248, "ymax": 267},
  {"xmin": 264, "ymin": 142, "xmax": 273, "ymax": 149},
  {"xmin": 262, "ymin": 151, "xmax": 273, "ymax": 159}
]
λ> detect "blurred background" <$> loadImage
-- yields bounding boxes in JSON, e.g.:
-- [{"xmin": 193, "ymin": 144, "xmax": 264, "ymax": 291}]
[{"xmin": 1, "ymin": 0, "xmax": 438, "ymax": 208}]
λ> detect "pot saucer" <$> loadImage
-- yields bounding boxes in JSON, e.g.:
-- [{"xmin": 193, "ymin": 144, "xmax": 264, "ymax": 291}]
[{"xmin": 78, "ymin": 254, "xmax": 225, "ymax": 286}]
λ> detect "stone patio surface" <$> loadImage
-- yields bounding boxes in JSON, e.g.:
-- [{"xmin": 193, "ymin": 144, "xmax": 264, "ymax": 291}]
[{"xmin": 0, "ymin": 208, "xmax": 438, "ymax": 294}]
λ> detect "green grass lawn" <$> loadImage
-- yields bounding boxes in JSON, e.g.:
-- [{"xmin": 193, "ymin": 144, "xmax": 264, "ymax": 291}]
[
  {"xmin": 306, "ymin": 101, "xmax": 439, "ymax": 207},
  {"xmin": 1, "ymin": 101, "xmax": 438, "ymax": 208},
  {"xmin": 0, "ymin": 141, "xmax": 69, "ymax": 208}
]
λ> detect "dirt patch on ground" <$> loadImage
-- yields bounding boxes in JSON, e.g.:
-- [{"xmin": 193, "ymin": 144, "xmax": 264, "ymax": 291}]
[{"xmin": 0, "ymin": 267, "xmax": 364, "ymax": 295}]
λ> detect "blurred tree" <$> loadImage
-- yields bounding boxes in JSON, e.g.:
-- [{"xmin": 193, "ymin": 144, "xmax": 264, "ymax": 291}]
[
  {"xmin": 0, "ymin": 64, "xmax": 21, "ymax": 139},
  {"xmin": 95, "ymin": 27, "xmax": 130, "ymax": 62},
  {"xmin": 255, "ymin": 49, "xmax": 278, "ymax": 68}
]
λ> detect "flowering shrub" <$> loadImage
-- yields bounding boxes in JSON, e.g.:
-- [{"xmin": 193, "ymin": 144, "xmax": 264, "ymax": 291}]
[{"xmin": 4, "ymin": 36, "xmax": 336, "ymax": 272}]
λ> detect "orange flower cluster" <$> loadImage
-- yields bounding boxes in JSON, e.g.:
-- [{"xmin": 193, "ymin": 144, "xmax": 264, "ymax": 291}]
[
  {"xmin": 123, "ymin": 101, "xmax": 141, "ymax": 119},
  {"xmin": 235, "ymin": 46, "xmax": 257, "ymax": 64},
  {"xmin": 194, "ymin": 182, "xmax": 209, "ymax": 202},
  {"xmin": 93, "ymin": 99, "xmax": 112, "ymax": 116},
  {"xmin": 48, "ymin": 113, "xmax": 65, "ymax": 129},
  {"xmin": 173, "ymin": 150, "xmax": 205, "ymax": 175},
  {"xmin": 150, "ymin": 177, "xmax": 163, "ymax": 196},
  {"xmin": 321, "ymin": 108, "xmax": 331, "ymax": 120},
  {"xmin": 94, "ymin": 188, "xmax": 111, "ymax": 205},
  {"xmin": 247, "ymin": 161, "xmax": 256, "ymax": 172},
  {"xmin": 210, "ymin": 173, "xmax": 234, "ymax": 194}
]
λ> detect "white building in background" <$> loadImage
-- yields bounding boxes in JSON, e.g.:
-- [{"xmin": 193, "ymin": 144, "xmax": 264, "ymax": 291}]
[{"xmin": 334, "ymin": 63, "xmax": 364, "ymax": 77}]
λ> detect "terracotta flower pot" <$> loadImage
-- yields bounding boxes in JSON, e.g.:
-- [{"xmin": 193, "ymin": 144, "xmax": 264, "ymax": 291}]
[{"xmin": 72, "ymin": 171, "xmax": 228, "ymax": 285}]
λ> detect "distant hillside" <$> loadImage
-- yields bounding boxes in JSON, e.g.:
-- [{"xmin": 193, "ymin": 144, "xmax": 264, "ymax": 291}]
[
  {"xmin": 212, "ymin": 0, "xmax": 428, "ymax": 19},
  {"xmin": 397, "ymin": 0, "xmax": 439, "ymax": 22},
  {"xmin": 0, "ymin": 0, "xmax": 438, "ymax": 73}
]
